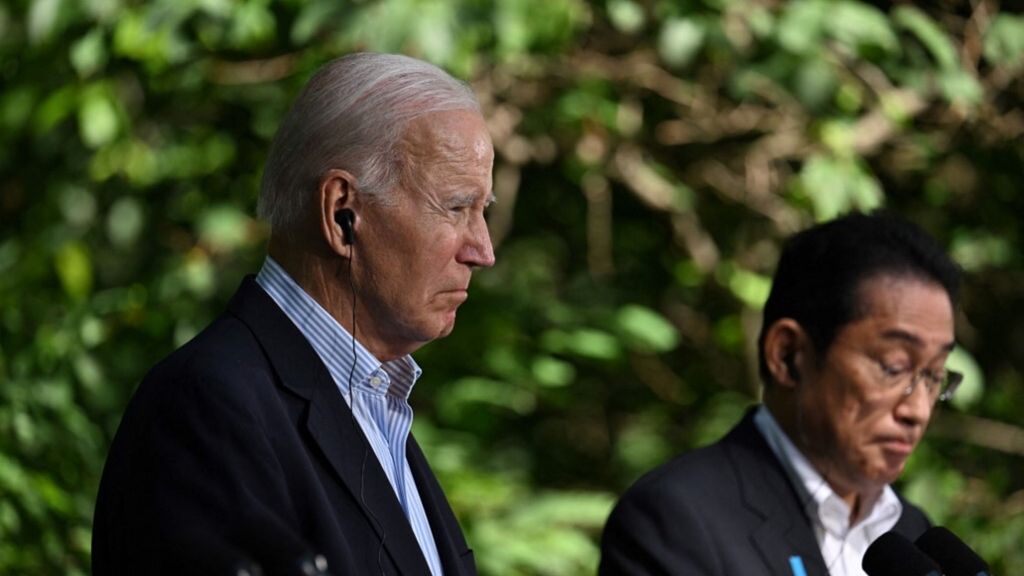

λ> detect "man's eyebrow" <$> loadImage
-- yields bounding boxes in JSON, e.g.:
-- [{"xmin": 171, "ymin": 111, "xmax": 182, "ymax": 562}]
[
  {"xmin": 451, "ymin": 192, "xmax": 496, "ymax": 207},
  {"xmin": 880, "ymin": 328, "xmax": 956, "ymax": 352}
]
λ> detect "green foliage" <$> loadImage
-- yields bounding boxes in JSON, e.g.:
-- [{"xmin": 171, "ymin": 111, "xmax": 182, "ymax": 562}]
[{"xmin": 2, "ymin": 0, "xmax": 1023, "ymax": 574}]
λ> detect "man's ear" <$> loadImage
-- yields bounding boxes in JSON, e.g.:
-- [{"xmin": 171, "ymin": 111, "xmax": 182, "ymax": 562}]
[
  {"xmin": 318, "ymin": 169, "xmax": 357, "ymax": 258},
  {"xmin": 764, "ymin": 318, "xmax": 809, "ymax": 389}
]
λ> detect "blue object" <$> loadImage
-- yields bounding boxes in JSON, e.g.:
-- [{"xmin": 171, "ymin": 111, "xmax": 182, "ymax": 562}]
[{"xmin": 789, "ymin": 556, "xmax": 809, "ymax": 576}]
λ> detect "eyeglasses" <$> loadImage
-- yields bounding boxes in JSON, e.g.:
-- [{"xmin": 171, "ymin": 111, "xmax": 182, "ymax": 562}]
[{"xmin": 874, "ymin": 361, "xmax": 963, "ymax": 403}]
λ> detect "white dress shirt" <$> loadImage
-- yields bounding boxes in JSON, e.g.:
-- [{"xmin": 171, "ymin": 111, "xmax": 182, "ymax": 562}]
[{"xmin": 754, "ymin": 406, "xmax": 903, "ymax": 576}]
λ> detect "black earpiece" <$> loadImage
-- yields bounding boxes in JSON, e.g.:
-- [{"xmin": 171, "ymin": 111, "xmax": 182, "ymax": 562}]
[{"xmin": 335, "ymin": 209, "xmax": 355, "ymax": 245}]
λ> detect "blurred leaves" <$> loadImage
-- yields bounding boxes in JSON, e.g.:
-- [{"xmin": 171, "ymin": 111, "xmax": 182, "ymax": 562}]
[{"xmin": 2, "ymin": 0, "xmax": 1023, "ymax": 574}]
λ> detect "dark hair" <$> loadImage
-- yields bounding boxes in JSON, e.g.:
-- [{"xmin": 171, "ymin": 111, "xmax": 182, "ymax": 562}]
[{"xmin": 757, "ymin": 211, "xmax": 961, "ymax": 385}]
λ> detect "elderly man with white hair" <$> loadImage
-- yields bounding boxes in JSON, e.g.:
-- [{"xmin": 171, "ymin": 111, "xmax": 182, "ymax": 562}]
[{"xmin": 93, "ymin": 52, "xmax": 495, "ymax": 576}]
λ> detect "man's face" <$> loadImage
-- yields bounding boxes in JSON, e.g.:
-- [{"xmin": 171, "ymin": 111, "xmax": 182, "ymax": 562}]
[
  {"xmin": 799, "ymin": 275, "xmax": 955, "ymax": 496},
  {"xmin": 353, "ymin": 109, "xmax": 495, "ymax": 360}
]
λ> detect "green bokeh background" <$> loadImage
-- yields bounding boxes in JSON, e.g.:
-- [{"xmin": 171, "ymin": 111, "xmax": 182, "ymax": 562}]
[{"xmin": 1, "ymin": 0, "xmax": 1023, "ymax": 573}]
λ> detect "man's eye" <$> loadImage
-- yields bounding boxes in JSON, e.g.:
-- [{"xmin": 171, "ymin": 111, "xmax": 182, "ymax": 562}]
[{"xmin": 879, "ymin": 362, "xmax": 908, "ymax": 378}]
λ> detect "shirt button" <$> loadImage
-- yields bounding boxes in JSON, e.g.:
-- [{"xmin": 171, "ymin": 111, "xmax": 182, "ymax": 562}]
[{"xmin": 369, "ymin": 376, "xmax": 383, "ymax": 388}]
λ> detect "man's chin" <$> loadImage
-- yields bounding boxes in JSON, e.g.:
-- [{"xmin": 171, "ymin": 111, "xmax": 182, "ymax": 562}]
[{"xmin": 433, "ymin": 314, "xmax": 457, "ymax": 339}]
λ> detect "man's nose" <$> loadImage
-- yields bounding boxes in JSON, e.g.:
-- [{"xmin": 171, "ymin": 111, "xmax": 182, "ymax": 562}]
[{"xmin": 457, "ymin": 213, "xmax": 495, "ymax": 268}]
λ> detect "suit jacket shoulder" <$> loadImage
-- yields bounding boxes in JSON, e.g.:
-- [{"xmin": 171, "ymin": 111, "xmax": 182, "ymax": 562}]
[{"xmin": 599, "ymin": 408, "xmax": 930, "ymax": 576}]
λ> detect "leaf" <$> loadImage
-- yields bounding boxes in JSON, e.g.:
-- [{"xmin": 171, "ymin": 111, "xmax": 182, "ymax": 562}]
[
  {"xmin": 794, "ymin": 56, "xmax": 838, "ymax": 110},
  {"xmin": 228, "ymin": 1, "xmax": 276, "ymax": 50},
  {"xmin": 531, "ymin": 356, "xmax": 576, "ymax": 387},
  {"xmin": 938, "ymin": 69, "xmax": 983, "ymax": 107},
  {"xmin": 797, "ymin": 155, "xmax": 884, "ymax": 220},
  {"xmin": 27, "ymin": 0, "xmax": 63, "ymax": 44},
  {"xmin": 725, "ymin": 267, "xmax": 771, "ymax": 309},
  {"xmin": 54, "ymin": 242, "xmax": 93, "ymax": 301},
  {"xmin": 438, "ymin": 377, "xmax": 537, "ymax": 420},
  {"xmin": 947, "ymin": 347, "xmax": 984, "ymax": 410},
  {"xmin": 291, "ymin": 0, "xmax": 341, "ymax": 44},
  {"xmin": 825, "ymin": 1, "xmax": 898, "ymax": 57},
  {"xmin": 106, "ymin": 196, "xmax": 145, "ymax": 248},
  {"xmin": 659, "ymin": 18, "xmax": 704, "ymax": 68},
  {"xmin": 70, "ymin": 29, "xmax": 107, "ymax": 78},
  {"xmin": 197, "ymin": 205, "xmax": 252, "ymax": 253},
  {"xmin": 608, "ymin": 0, "xmax": 645, "ymax": 34},
  {"xmin": 894, "ymin": 6, "xmax": 959, "ymax": 70},
  {"xmin": 541, "ymin": 328, "xmax": 622, "ymax": 360},
  {"xmin": 983, "ymin": 14, "xmax": 1024, "ymax": 68},
  {"xmin": 615, "ymin": 304, "xmax": 680, "ymax": 353},
  {"xmin": 78, "ymin": 87, "xmax": 119, "ymax": 149},
  {"xmin": 776, "ymin": 0, "xmax": 828, "ymax": 55}
]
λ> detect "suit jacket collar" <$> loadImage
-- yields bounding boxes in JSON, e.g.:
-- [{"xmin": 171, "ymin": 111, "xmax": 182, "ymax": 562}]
[
  {"xmin": 723, "ymin": 408, "xmax": 831, "ymax": 576},
  {"xmin": 227, "ymin": 276, "xmax": 436, "ymax": 575}
]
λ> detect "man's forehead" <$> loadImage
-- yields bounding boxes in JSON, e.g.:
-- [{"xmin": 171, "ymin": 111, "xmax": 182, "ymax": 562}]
[{"xmin": 843, "ymin": 275, "xmax": 956, "ymax": 348}]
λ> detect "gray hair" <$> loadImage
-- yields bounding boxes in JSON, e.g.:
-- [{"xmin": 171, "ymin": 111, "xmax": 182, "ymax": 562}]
[{"xmin": 258, "ymin": 52, "xmax": 481, "ymax": 236}]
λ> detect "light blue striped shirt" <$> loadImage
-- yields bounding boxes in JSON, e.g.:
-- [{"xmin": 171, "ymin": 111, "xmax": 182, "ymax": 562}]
[{"xmin": 255, "ymin": 257, "xmax": 444, "ymax": 576}]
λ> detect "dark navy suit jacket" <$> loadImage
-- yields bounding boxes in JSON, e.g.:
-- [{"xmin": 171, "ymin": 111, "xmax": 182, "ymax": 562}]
[
  {"xmin": 93, "ymin": 277, "xmax": 475, "ymax": 575},
  {"xmin": 599, "ymin": 409, "xmax": 930, "ymax": 576}
]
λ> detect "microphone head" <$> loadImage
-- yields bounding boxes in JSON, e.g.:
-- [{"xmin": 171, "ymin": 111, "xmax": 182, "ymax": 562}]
[
  {"xmin": 916, "ymin": 526, "xmax": 990, "ymax": 576},
  {"xmin": 863, "ymin": 531, "xmax": 942, "ymax": 576}
]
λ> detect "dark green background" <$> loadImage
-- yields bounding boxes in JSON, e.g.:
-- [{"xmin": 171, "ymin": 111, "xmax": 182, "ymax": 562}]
[{"xmin": 1, "ymin": 0, "xmax": 1022, "ymax": 573}]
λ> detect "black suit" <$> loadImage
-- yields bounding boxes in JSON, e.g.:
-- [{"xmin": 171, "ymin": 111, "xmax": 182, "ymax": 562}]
[
  {"xmin": 93, "ymin": 277, "xmax": 476, "ymax": 576},
  {"xmin": 599, "ymin": 409, "xmax": 929, "ymax": 576}
]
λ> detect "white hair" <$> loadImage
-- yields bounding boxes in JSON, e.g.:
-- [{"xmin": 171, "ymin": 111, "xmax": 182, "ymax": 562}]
[{"xmin": 258, "ymin": 52, "xmax": 481, "ymax": 236}]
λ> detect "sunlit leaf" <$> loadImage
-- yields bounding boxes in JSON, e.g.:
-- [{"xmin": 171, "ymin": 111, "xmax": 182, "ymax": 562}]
[
  {"xmin": 438, "ymin": 377, "xmax": 536, "ymax": 421},
  {"xmin": 797, "ymin": 155, "xmax": 884, "ymax": 220},
  {"xmin": 950, "ymin": 231, "xmax": 1012, "ymax": 272},
  {"xmin": 291, "ymin": 0, "xmax": 340, "ymax": 44},
  {"xmin": 608, "ymin": 0, "xmax": 645, "ymax": 34},
  {"xmin": 541, "ymin": 328, "xmax": 621, "ymax": 360},
  {"xmin": 78, "ymin": 88, "xmax": 119, "ymax": 149},
  {"xmin": 531, "ymin": 356, "xmax": 576, "ymax": 387},
  {"xmin": 27, "ymin": 0, "xmax": 62, "ymax": 44},
  {"xmin": 54, "ymin": 242, "xmax": 93, "ymax": 301},
  {"xmin": 658, "ymin": 18, "xmax": 704, "ymax": 68},
  {"xmin": 947, "ymin": 347, "xmax": 984, "ymax": 410},
  {"xmin": 724, "ymin": 266, "xmax": 771, "ymax": 309},
  {"xmin": 107, "ymin": 196, "xmax": 145, "ymax": 248},
  {"xmin": 228, "ymin": 1, "xmax": 276, "ymax": 50},
  {"xmin": 197, "ymin": 205, "xmax": 253, "ymax": 253},
  {"xmin": 983, "ymin": 14, "xmax": 1024, "ymax": 67},
  {"xmin": 894, "ymin": 6, "xmax": 958, "ymax": 70},
  {"xmin": 70, "ymin": 29, "xmax": 107, "ymax": 78},
  {"xmin": 938, "ymin": 69, "xmax": 983, "ymax": 107},
  {"xmin": 615, "ymin": 304, "xmax": 679, "ymax": 353},
  {"xmin": 776, "ymin": 0, "xmax": 828, "ymax": 55},
  {"xmin": 825, "ymin": 1, "xmax": 898, "ymax": 57}
]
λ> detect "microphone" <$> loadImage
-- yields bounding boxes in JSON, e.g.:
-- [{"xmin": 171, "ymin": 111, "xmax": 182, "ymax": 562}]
[
  {"xmin": 916, "ymin": 526, "xmax": 992, "ymax": 576},
  {"xmin": 863, "ymin": 531, "xmax": 941, "ymax": 576}
]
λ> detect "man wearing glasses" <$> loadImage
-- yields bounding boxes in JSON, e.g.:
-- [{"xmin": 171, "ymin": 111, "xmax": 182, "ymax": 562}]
[{"xmin": 600, "ymin": 211, "xmax": 963, "ymax": 576}]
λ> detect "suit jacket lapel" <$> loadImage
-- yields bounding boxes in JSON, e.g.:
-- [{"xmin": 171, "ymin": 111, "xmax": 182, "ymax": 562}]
[
  {"xmin": 227, "ymin": 277, "xmax": 431, "ymax": 575},
  {"xmin": 725, "ymin": 410, "xmax": 830, "ymax": 576},
  {"xmin": 407, "ymin": 437, "xmax": 472, "ymax": 576}
]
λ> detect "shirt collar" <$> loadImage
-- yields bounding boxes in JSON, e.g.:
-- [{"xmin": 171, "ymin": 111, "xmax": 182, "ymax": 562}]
[
  {"xmin": 255, "ymin": 256, "xmax": 422, "ymax": 400},
  {"xmin": 754, "ymin": 406, "xmax": 902, "ymax": 537}
]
